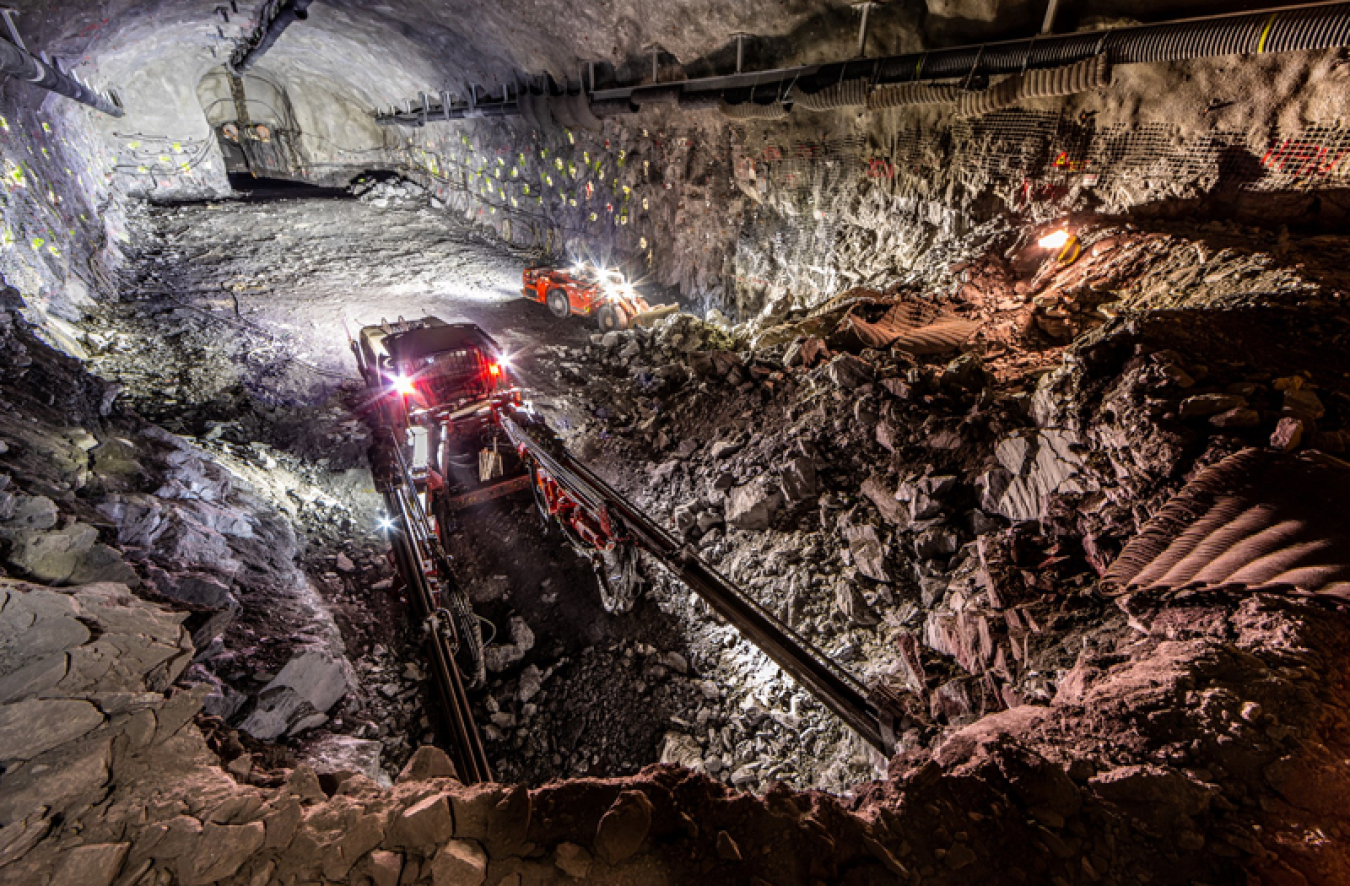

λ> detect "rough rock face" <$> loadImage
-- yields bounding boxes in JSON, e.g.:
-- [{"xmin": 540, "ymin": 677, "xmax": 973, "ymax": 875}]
[
  {"xmin": 0, "ymin": 298, "xmax": 354, "ymax": 752},
  {"xmin": 3, "ymin": 38, "xmax": 1350, "ymax": 878},
  {"xmin": 3, "ymin": 567, "xmax": 1350, "ymax": 885}
]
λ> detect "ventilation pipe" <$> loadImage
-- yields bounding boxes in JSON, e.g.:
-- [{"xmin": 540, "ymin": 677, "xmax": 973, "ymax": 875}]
[
  {"xmin": 379, "ymin": 2, "xmax": 1350, "ymax": 126},
  {"xmin": 0, "ymin": 12, "xmax": 122, "ymax": 116},
  {"xmin": 231, "ymin": 0, "xmax": 315, "ymax": 74},
  {"xmin": 613, "ymin": 2, "xmax": 1350, "ymax": 111}
]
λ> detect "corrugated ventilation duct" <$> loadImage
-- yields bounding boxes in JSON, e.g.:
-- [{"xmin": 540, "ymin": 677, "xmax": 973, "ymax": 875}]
[
  {"xmin": 957, "ymin": 76, "xmax": 1023, "ymax": 117},
  {"xmin": 569, "ymin": 92, "xmax": 603, "ymax": 131},
  {"xmin": 958, "ymin": 54, "xmax": 1110, "ymax": 117},
  {"xmin": 1020, "ymin": 53, "xmax": 1111, "ymax": 99},
  {"xmin": 865, "ymin": 82, "xmax": 962, "ymax": 110},
  {"xmin": 795, "ymin": 78, "xmax": 870, "ymax": 111},
  {"xmin": 719, "ymin": 99, "xmax": 791, "ymax": 120},
  {"xmin": 549, "ymin": 92, "xmax": 580, "ymax": 129}
]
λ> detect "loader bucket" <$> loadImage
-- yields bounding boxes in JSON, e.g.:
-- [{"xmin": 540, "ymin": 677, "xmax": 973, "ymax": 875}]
[{"xmin": 630, "ymin": 303, "xmax": 679, "ymax": 327}]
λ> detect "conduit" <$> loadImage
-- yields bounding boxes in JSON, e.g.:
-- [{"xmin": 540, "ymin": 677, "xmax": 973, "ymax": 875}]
[
  {"xmin": 957, "ymin": 76, "xmax": 1023, "ymax": 117},
  {"xmin": 568, "ymin": 91, "xmax": 603, "ymax": 131},
  {"xmin": 620, "ymin": 1, "xmax": 1350, "ymax": 109},
  {"xmin": 0, "ymin": 38, "xmax": 122, "ymax": 117},
  {"xmin": 549, "ymin": 92, "xmax": 580, "ymax": 130},
  {"xmin": 1019, "ymin": 53, "xmax": 1111, "ymax": 98},
  {"xmin": 865, "ymin": 82, "xmax": 961, "ymax": 110},
  {"xmin": 718, "ymin": 99, "xmax": 791, "ymax": 120},
  {"xmin": 231, "ymin": 0, "xmax": 315, "ymax": 74},
  {"xmin": 956, "ymin": 54, "xmax": 1111, "ymax": 117}
]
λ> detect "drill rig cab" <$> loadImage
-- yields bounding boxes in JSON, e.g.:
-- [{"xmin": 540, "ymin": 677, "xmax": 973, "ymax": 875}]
[{"xmin": 354, "ymin": 317, "xmax": 529, "ymax": 507}]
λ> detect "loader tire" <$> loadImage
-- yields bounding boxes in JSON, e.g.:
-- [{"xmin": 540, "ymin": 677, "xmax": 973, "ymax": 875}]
[
  {"xmin": 597, "ymin": 304, "xmax": 629, "ymax": 332},
  {"xmin": 546, "ymin": 288, "xmax": 571, "ymax": 318}
]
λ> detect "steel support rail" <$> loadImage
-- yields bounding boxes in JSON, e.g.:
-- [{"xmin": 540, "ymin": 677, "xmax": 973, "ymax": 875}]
[{"xmin": 380, "ymin": 437, "xmax": 493, "ymax": 784}]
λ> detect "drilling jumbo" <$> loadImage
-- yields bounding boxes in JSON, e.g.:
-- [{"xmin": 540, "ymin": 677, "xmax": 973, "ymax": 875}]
[{"xmin": 351, "ymin": 316, "xmax": 900, "ymax": 783}]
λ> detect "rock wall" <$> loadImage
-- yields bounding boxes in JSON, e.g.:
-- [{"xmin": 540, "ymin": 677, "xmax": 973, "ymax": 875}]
[
  {"xmin": 0, "ymin": 83, "xmax": 129, "ymax": 345},
  {"xmin": 387, "ymin": 46, "xmax": 1350, "ymax": 322},
  {"xmin": 0, "ymin": 288, "xmax": 357, "ymax": 746}
]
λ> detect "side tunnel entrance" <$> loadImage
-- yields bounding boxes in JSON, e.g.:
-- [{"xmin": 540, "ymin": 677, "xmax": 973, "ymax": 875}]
[{"xmin": 197, "ymin": 67, "xmax": 309, "ymax": 189}]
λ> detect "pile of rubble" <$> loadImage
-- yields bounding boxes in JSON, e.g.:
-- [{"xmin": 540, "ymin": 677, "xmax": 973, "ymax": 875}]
[
  {"xmin": 522, "ymin": 222, "xmax": 1350, "ymax": 791},
  {"xmin": 350, "ymin": 175, "xmax": 428, "ymax": 209}
]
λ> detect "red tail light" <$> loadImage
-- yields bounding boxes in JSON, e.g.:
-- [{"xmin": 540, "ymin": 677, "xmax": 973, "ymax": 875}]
[{"xmin": 487, "ymin": 361, "xmax": 501, "ymax": 378}]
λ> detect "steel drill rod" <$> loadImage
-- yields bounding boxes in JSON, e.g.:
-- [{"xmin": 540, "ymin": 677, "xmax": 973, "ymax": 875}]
[
  {"xmin": 385, "ymin": 484, "xmax": 493, "ymax": 784},
  {"xmin": 500, "ymin": 409, "xmax": 891, "ymax": 753}
]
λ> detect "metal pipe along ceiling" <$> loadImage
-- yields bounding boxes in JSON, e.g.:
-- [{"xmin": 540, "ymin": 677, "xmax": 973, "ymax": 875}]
[
  {"xmin": 0, "ymin": 38, "xmax": 123, "ymax": 117},
  {"xmin": 375, "ymin": 1, "xmax": 1350, "ymax": 126},
  {"xmin": 231, "ymin": 0, "xmax": 316, "ymax": 74}
]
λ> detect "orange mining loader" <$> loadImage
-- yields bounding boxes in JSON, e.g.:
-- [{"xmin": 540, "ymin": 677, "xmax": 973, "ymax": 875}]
[{"xmin": 521, "ymin": 263, "xmax": 677, "ymax": 332}]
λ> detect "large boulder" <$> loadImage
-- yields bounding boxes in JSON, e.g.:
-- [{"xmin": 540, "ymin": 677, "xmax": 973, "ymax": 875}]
[
  {"xmin": 725, "ymin": 482, "xmax": 782, "ymax": 530},
  {"xmin": 843, "ymin": 524, "xmax": 891, "ymax": 582},
  {"xmin": 824, "ymin": 354, "xmax": 873, "ymax": 389},
  {"xmin": 779, "ymin": 456, "xmax": 819, "ymax": 504},
  {"xmin": 431, "ymin": 839, "xmax": 487, "ymax": 886},
  {"xmin": 981, "ymin": 430, "xmax": 1093, "ymax": 523},
  {"xmin": 7, "ymin": 524, "xmax": 138, "ymax": 587},
  {"xmin": 594, "ymin": 790, "xmax": 654, "ymax": 865},
  {"xmin": 238, "ymin": 650, "xmax": 350, "ymax": 741}
]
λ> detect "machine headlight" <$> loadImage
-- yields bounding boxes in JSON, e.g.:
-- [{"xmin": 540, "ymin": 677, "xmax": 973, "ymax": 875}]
[
  {"xmin": 1038, "ymin": 229, "xmax": 1071, "ymax": 250},
  {"xmin": 392, "ymin": 374, "xmax": 417, "ymax": 396}
]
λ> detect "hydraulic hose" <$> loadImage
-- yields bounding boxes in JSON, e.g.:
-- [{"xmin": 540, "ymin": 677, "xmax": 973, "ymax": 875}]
[{"xmin": 0, "ymin": 39, "xmax": 122, "ymax": 117}]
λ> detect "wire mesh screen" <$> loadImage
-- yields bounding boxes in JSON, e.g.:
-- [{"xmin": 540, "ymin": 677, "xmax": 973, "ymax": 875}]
[
  {"xmin": 729, "ymin": 111, "xmax": 1350, "ymax": 309},
  {"xmin": 731, "ymin": 134, "xmax": 871, "ymax": 301},
  {"xmin": 883, "ymin": 110, "xmax": 1350, "ymax": 196}
]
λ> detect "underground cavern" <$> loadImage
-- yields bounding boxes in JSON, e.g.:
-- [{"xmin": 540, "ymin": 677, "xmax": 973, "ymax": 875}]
[{"xmin": 3, "ymin": 0, "xmax": 1350, "ymax": 883}]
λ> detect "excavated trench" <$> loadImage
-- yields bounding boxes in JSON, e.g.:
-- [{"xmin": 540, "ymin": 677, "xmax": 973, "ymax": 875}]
[{"xmin": 84, "ymin": 193, "xmax": 737, "ymax": 787}]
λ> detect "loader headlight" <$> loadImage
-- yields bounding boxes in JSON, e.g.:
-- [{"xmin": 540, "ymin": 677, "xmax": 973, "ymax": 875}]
[
  {"xmin": 378, "ymin": 516, "xmax": 395, "ymax": 532},
  {"xmin": 1038, "ymin": 229, "xmax": 1071, "ymax": 250},
  {"xmin": 392, "ymin": 374, "xmax": 416, "ymax": 397}
]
